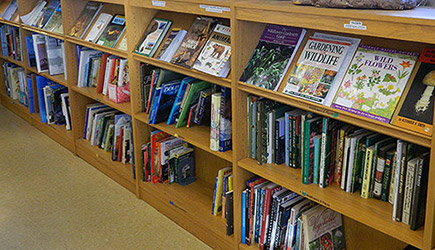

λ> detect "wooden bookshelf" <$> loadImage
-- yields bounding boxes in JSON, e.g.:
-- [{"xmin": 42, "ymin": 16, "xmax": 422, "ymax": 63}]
[{"xmin": 0, "ymin": 0, "xmax": 434, "ymax": 249}]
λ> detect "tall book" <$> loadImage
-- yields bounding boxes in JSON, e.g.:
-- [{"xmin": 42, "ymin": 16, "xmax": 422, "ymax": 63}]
[
  {"xmin": 68, "ymin": 2, "xmax": 103, "ymax": 39},
  {"xmin": 156, "ymin": 28, "xmax": 187, "ymax": 62},
  {"xmin": 240, "ymin": 24, "xmax": 306, "ymax": 91},
  {"xmin": 392, "ymin": 48, "xmax": 435, "ymax": 136},
  {"xmin": 210, "ymin": 92, "xmax": 222, "ymax": 152},
  {"xmin": 219, "ymin": 87, "xmax": 232, "ymax": 152},
  {"xmin": 45, "ymin": 36, "xmax": 64, "ymax": 75},
  {"xmin": 170, "ymin": 16, "xmax": 218, "ymax": 68},
  {"xmin": 32, "ymin": 33, "xmax": 48, "ymax": 73},
  {"xmin": 84, "ymin": 13, "xmax": 113, "ymax": 43},
  {"xmin": 42, "ymin": 5, "xmax": 62, "ymax": 34},
  {"xmin": 332, "ymin": 45, "xmax": 418, "ymax": 123},
  {"xmin": 282, "ymin": 34, "xmax": 360, "ymax": 106},
  {"xmin": 134, "ymin": 18, "xmax": 172, "ymax": 57}
]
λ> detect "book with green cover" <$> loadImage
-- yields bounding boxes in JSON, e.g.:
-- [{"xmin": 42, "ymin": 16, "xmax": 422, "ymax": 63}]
[
  {"xmin": 175, "ymin": 81, "xmax": 211, "ymax": 128},
  {"xmin": 96, "ymin": 15, "xmax": 126, "ymax": 48},
  {"xmin": 302, "ymin": 116, "xmax": 322, "ymax": 185}
]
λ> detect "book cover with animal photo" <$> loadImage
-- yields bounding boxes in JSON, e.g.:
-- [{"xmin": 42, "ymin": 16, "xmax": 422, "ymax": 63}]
[
  {"xmin": 392, "ymin": 48, "xmax": 435, "ymax": 136},
  {"xmin": 170, "ymin": 16, "xmax": 218, "ymax": 69},
  {"xmin": 282, "ymin": 33, "xmax": 360, "ymax": 106},
  {"xmin": 68, "ymin": 2, "xmax": 102, "ymax": 38},
  {"xmin": 332, "ymin": 45, "xmax": 418, "ymax": 123},
  {"xmin": 192, "ymin": 24, "xmax": 231, "ymax": 77},
  {"xmin": 239, "ymin": 24, "xmax": 306, "ymax": 91},
  {"xmin": 97, "ymin": 15, "xmax": 126, "ymax": 48},
  {"xmin": 135, "ymin": 18, "xmax": 172, "ymax": 57}
]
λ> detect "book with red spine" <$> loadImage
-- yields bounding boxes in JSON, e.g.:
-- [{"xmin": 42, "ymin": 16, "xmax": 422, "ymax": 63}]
[{"xmin": 96, "ymin": 53, "xmax": 109, "ymax": 93}]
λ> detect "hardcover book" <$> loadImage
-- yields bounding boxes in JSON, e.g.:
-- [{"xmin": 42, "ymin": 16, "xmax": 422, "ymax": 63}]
[
  {"xmin": 68, "ymin": 2, "xmax": 102, "ymax": 39},
  {"xmin": 84, "ymin": 13, "xmax": 113, "ymax": 43},
  {"xmin": 240, "ymin": 24, "xmax": 306, "ymax": 91},
  {"xmin": 170, "ymin": 16, "xmax": 218, "ymax": 68},
  {"xmin": 392, "ymin": 48, "xmax": 435, "ymax": 136},
  {"xmin": 35, "ymin": 0, "xmax": 60, "ymax": 29},
  {"xmin": 149, "ymin": 80, "xmax": 182, "ymax": 124},
  {"xmin": 45, "ymin": 36, "xmax": 64, "ymax": 75},
  {"xmin": 192, "ymin": 24, "xmax": 231, "ymax": 78},
  {"xmin": 32, "ymin": 33, "xmax": 48, "ymax": 73},
  {"xmin": 135, "ymin": 18, "xmax": 172, "ymax": 57},
  {"xmin": 332, "ymin": 45, "xmax": 418, "ymax": 123},
  {"xmin": 283, "ymin": 34, "xmax": 360, "ymax": 106},
  {"xmin": 43, "ymin": 5, "xmax": 62, "ymax": 34},
  {"xmin": 97, "ymin": 15, "xmax": 126, "ymax": 48},
  {"xmin": 156, "ymin": 28, "xmax": 187, "ymax": 62}
]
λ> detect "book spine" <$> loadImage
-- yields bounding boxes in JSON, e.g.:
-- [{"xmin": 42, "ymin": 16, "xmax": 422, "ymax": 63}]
[
  {"xmin": 210, "ymin": 93, "xmax": 221, "ymax": 151},
  {"xmin": 256, "ymin": 101, "xmax": 263, "ymax": 164},
  {"xmin": 392, "ymin": 141, "xmax": 403, "ymax": 220},
  {"xmin": 267, "ymin": 112, "xmax": 274, "ymax": 164},
  {"xmin": 361, "ymin": 147, "xmax": 374, "ymax": 199},
  {"xmin": 302, "ymin": 119, "xmax": 310, "ymax": 184},
  {"xmin": 219, "ymin": 88, "xmax": 232, "ymax": 152},
  {"xmin": 395, "ymin": 142, "xmax": 408, "ymax": 222},
  {"xmin": 225, "ymin": 191, "xmax": 234, "ymax": 236},
  {"xmin": 264, "ymin": 198, "xmax": 277, "ymax": 249},
  {"xmin": 285, "ymin": 113, "xmax": 290, "ymax": 166},
  {"xmin": 402, "ymin": 159, "xmax": 416, "ymax": 225},
  {"xmin": 313, "ymin": 136, "xmax": 320, "ymax": 185},
  {"xmin": 340, "ymin": 137, "xmax": 350, "ymax": 190},
  {"xmin": 389, "ymin": 152, "xmax": 397, "ymax": 204},
  {"xmin": 274, "ymin": 119, "xmax": 280, "ymax": 164},
  {"xmin": 380, "ymin": 151, "xmax": 394, "ymax": 201},
  {"xmin": 410, "ymin": 158, "xmax": 424, "ymax": 230},
  {"xmin": 335, "ymin": 129, "xmax": 345, "ymax": 185},
  {"xmin": 373, "ymin": 155, "xmax": 386, "ymax": 199},
  {"xmin": 319, "ymin": 118, "xmax": 328, "ymax": 188},
  {"xmin": 242, "ymin": 190, "xmax": 247, "ymax": 244}
]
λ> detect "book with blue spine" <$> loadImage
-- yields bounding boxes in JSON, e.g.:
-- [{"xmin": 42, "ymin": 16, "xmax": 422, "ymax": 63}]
[
  {"xmin": 27, "ymin": 74, "xmax": 35, "ymax": 113},
  {"xmin": 167, "ymin": 77, "xmax": 196, "ymax": 125},
  {"xmin": 36, "ymin": 76, "xmax": 56, "ymax": 123},
  {"xmin": 241, "ymin": 189, "xmax": 247, "ymax": 244},
  {"xmin": 313, "ymin": 135, "xmax": 321, "ymax": 184},
  {"xmin": 219, "ymin": 87, "xmax": 232, "ymax": 152},
  {"xmin": 25, "ymin": 36, "xmax": 37, "ymax": 67},
  {"xmin": 149, "ymin": 79, "xmax": 182, "ymax": 124}
]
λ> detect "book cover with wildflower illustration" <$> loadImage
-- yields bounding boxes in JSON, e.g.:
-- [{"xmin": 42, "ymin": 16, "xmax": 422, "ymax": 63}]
[
  {"xmin": 240, "ymin": 24, "xmax": 306, "ymax": 91},
  {"xmin": 283, "ymin": 35, "xmax": 358, "ymax": 106},
  {"xmin": 392, "ymin": 48, "xmax": 435, "ymax": 136},
  {"xmin": 332, "ymin": 45, "xmax": 418, "ymax": 123}
]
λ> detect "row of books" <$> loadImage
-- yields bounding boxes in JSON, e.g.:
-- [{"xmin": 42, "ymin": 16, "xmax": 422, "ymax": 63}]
[
  {"xmin": 135, "ymin": 16, "xmax": 231, "ymax": 78},
  {"xmin": 211, "ymin": 166, "xmax": 234, "ymax": 236},
  {"xmin": 141, "ymin": 131, "xmax": 195, "ymax": 185},
  {"xmin": 20, "ymin": 0, "xmax": 62, "ymax": 34},
  {"xmin": 68, "ymin": 2, "xmax": 126, "ymax": 50},
  {"xmin": 3, "ymin": 63, "xmax": 27, "ymax": 104},
  {"xmin": 77, "ymin": 47, "xmax": 129, "ymax": 103},
  {"xmin": 247, "ymin": 95, "xmax": 428, "ymax": 230},
  {"xmin": 83, "ymin": 104, "xmax": 133, "ymax": 165},
  {"xmin": 26, "ymin": 33, "xmax": 66, "ymax": 76},
  {"xmin": 241, "ymin": 24, "xmax": 434, "ymax": 136},
  {"xmin": 241, "ymin": 177, "xmax": 345, "ymax": 250},
  {"xmin": 0, "ymin": 24, "xmax": 22, "ymax": 61},
  {"xmin": 139, "ymin": 65, "xmax": 232, "ymax": 152}
]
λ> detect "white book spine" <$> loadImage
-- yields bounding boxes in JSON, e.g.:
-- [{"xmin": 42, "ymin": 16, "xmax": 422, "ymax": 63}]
[
  {"xmin": 346, "ymin": 138, "xmax": 357, "ymax": 192},
  {"xmin": 392, "ymin": 141, "xmax": 403, "ymax": 221},
  {"xmin": 102, "ymin": 58, "xmax": 113, "ymax": 95},
  {"xmin": 402, "ymin": 158, "xmax": 417, "ymax": 225},
  {"xmin": 210, "ymin": 93, "xmax": 221, "ymax": 151},
  {"xmin": 85, "ymin": 13, "xmax": 113, "ymax": 43},
  {"xmin": 267, "ymin": 112, "xmax": 273, "ymax": 164},
  {"xmin": 340, "ymin": 137, "xmax": 350, "ymax": 190},
  {"xmin": 389, "ymin": 152, "xmax": 398, "ymax": 204}
]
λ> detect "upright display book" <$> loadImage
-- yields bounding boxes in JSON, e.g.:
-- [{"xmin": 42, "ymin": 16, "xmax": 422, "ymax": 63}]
[
  {"xmin": 240, "ymin": 24, "xmax": 306, "ymax": 91},
  {"xmin": 45, "ymin": 36, "xmax": 64, "ymax": 75},
  {"xmin": 35, "ymin": 0, "xmax": 60, "ymax": 29},
  {"xmin": 302, "ymin": 206, "xmax": 345, "ymax": 250},
  {"xmin": 43, "ymin": 5, "xmax": 62, "ymax": 34},
  {"xmin": 192, "ymin": 24, "xmax": 231, "ymax": 77},
  {"xmin": 32, "ymin": 33, "xmax": 48, "ymax": 73},
  {"xmin": 1, "ymin": 0, "xmax": 18, "ymax": 21},
  {"xmin": 392, "ymin": 48, "xmax": 435, "ymax": 136},
  {"xmin": 171, "ymin": 16, "xmax": 218, "ymax": 69},
  {"xmin": 68, "ymin": 2, "xmax": 103, "ymax": 39},
  {"xmin": 282, "ymin": 34, "xmax": 360, "ymax": 106},
  {"xmin": 97, "ymin": 15, "xmax": 126, "ymax": 48},
  {"xmin": 135, "ymin": 18, "xmax": 172, "ymax": 57},
  {"xmin": 156, "ymin": 28, "xmax": 187, "ymax": 62},
  {"xmin": 332, "ymin": 45, "xmax": 418, "ymax": 123},
  {"xmin": 85, "ymin": 13, "xmax": 113, "ymax": 43}
]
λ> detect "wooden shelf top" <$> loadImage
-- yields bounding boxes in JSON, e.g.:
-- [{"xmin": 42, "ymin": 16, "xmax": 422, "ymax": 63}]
[
  {"xmin": 234, "ymin": 2, "xmax": 435, "ymax": 44},
  {"xmin": 238, "ymin": 82, "xmax": 431, "ymax": 148},
  {"xmin": 135, "ymin": 112, "xmax": 233, "ymax": 162},
  {"xmin": 129, "ymin": 0, "xmax": 231, "ymax": 18},
  {"xmin": 0, "ymin": 55, "xmax": 25, "ymax": 67},
  {"xmin": 27, "ymin": 67, "xmax": 68, "ymax": 87},
  {"xmin": 93, "ymin": 0, "xmax": 125, "ymax": 4},
  {"xmin": 0, "ymin": 18, "xmax": 20, "ymax": 27},
  {"xmin": 65, "ymin": 36, "xmax": 127, "ymax": 58},
  {"xmin": 133, "ymin": 53, "xmax": 232, "ymax": 89},
  {"xmin": 21, "ymin": 25, "xmax": 64, "ymax": 40},
  {"xmin": 238, "ymin": 157, "xmax": 424, "ymax": 249},
  {"xmin": 139, "ymin": 179, "xmax": 233, "ymax": 248},
  {"xmin": 70, "ymin": 85, "xmax": 132, "ymax": 115}
]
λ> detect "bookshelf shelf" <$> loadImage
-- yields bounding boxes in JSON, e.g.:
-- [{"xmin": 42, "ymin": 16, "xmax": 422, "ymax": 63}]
[
  {"xmin": 238, "ymin": 82, "xmax": 432, "ymax": 148},
  {"xmin": 133, "ymin": 54, "xmax": 232, "ymax": 89},
  {"xmin": 135, "ymin": 112, "xmax": 233, "ymax": 162},
  {"xmin": 138, "ymin": 179, "xmax": 234, "ymax": 249},
  {"xmin": 29, "ymin": 113, "xmax": 75, "ymax": 152},
  {"xmin": 129, "ymin": 0, "xmax": 231, "ymax": 18},
  {"xmin": 65, "ymin": 36, "xmax": 128, "ymax": 58},
  {"xmin": 70, "ymin": 85, "xmax": 132, "ymax": 115},
  {"xmin": 238, "ymin": 157, "xmax": 425, "ymax": 249},
  {"xmin": 75, "ymin": 138, "xmax": 136, "ymax": 194},
  {"xmin": 0, "ymin": 55, "xmax": 25, "ymax": 68},
  {"xmin": 0, "ymin": 18, "xmax": 21, "ymax": 28},
  {"xmin": 21, "ymin": 25, "xmax": 64, "ymax": 40},
  {"xmin": 234, "ymin": 2, "xmax": 435, "ymax": 44},
  {"xmin": 93, "ymin": 0, "xmax": 125, "ymax": 5},
  {"xmin": 27, "ymin": 67, "xmax": 68, "ymax": 87}
]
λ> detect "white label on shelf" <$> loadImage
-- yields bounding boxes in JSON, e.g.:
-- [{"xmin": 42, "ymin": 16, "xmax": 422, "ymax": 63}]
[
  {"xmin": 199, "ymin": 5, "xmax": 230, "ymax": 13},
  {"xmin": 152, "ymin": 0, "xmax": 166, "ymax": 7},
  {"xmin": 344, "ymin": 21, "xmax": 367, "ymax": 30}
]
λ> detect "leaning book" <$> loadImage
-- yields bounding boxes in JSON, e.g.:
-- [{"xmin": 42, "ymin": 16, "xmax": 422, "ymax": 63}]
[
  {"xmin": 332, "ymin": 45, "xmax": 418, "ymax": 123},
  {"xmin": 392, "ymin": 48, "xmax": 435, "ymax": 136},
  {"xmin": 282, "ymin": 34, "xmax": 360, "ymax": 106},
  {"xmin": 97, "ymin": 15, "xmax": 126, "ymax": 48},
  {"xmin": 239, "ymin": 24, "xmax": 306, "ymax": 91},
  {"xmin": 135, "ymin": 18, "xmax": 172, "ymax": 57}
]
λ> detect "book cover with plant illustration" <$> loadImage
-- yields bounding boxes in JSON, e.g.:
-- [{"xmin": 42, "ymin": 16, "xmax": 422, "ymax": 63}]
[
  {"xmin": 332, "ymin": 45, "xmax": 418, "ymax": 123},
  {"xmin": 239, "ymin": 24, "xmax": 306, "ymax": 91}
]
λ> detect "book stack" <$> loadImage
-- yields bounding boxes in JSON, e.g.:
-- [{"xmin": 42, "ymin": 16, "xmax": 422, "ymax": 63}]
[
  {"xmin": 20, "ymin": 0, "xmax": 63, "ymax": 33},
  {"xmin": 26, "ymin": 33, "xmax": 66, "ymax": 76},
  {"xmin": 139, "ymin": 64, "xmax": 232, "ymax": 152},
  {"xmin": 0, "ymin": 0, "xmax": 18, "ymax": 22},
  {"xmin": 135, "ymin": 16, "xmax": 231, "ymax": 78},
  {"xmin": 3, "ymin": 62, "xmax": 26, "ymax": 103},
  {"xmin": 84, "ymin": 104, "xmax": 133, "ymax": 165},
  {"xmin": 241, "ymin": 177, "xmax": 345, "ymax": 250},
  {"xmin": 141, "ymin": 131, "xmax": 195, "ymax": 185},
  {"xmin": 35, "ymin": 75, "xmax": 71, "ymax": 129},
  {"xmin": 211, "ymin": 166, "xmax": 233, "ymax": 235},
  {"xmin": 0, "ymin": 24, "xmax": 22, "ymax": 61},
  {"xmin": 248, "ymin": 95, "xmax": 429, "ymax": 230},
  {"xmin": 77, "ymin": 46, "xmax": 129, "ymax": 103},
  {"xmin": 67, "ymin": 2, "xmax": 126, "ymax": 50}
]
